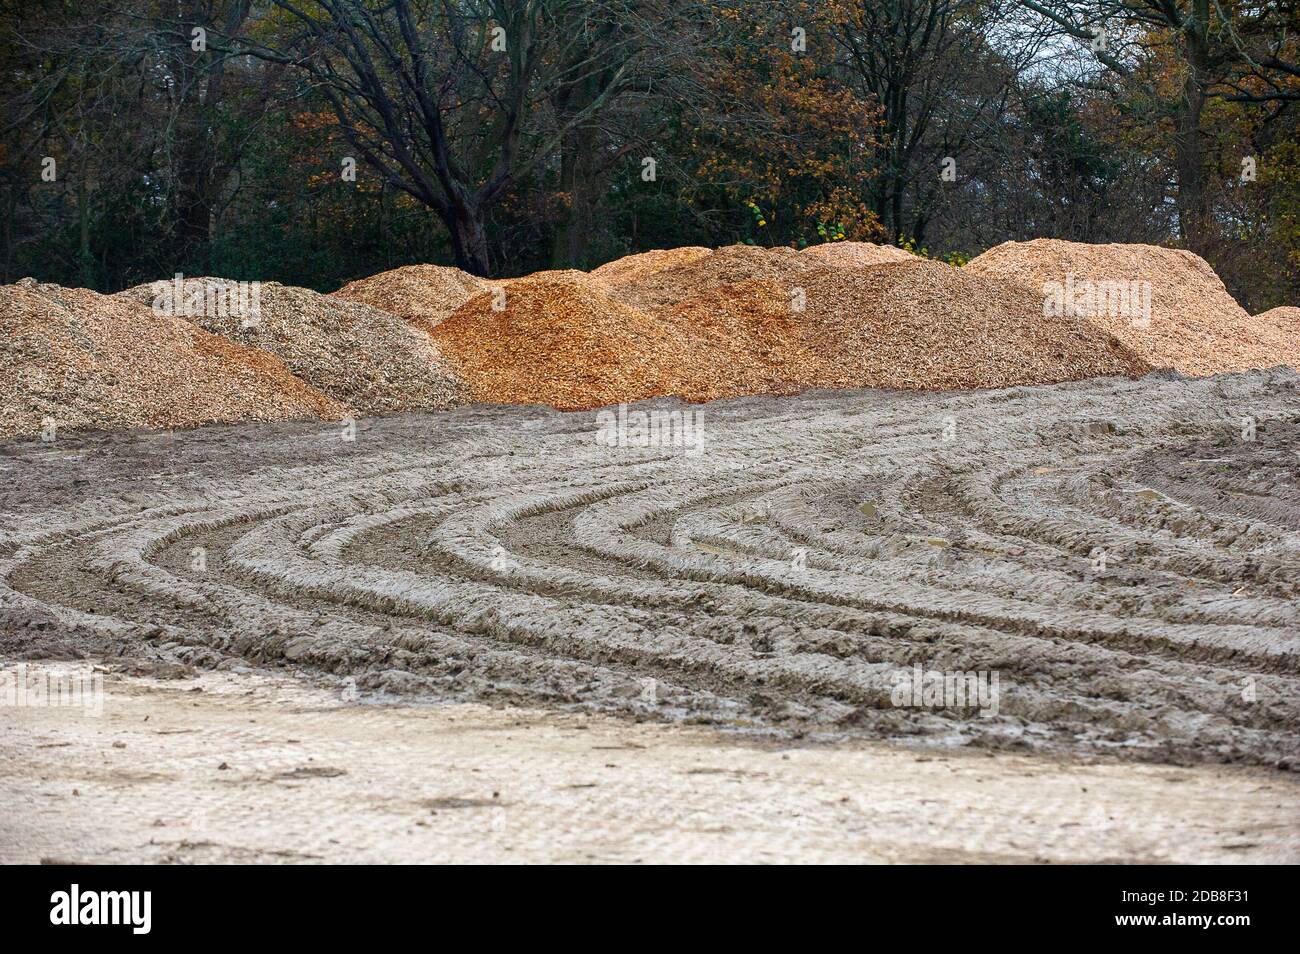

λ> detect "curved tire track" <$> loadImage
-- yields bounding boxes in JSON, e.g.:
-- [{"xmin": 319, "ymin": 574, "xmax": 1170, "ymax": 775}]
[{"xmin": 2, "ymin": 370, "xmax": 1298, "ymax": 766}]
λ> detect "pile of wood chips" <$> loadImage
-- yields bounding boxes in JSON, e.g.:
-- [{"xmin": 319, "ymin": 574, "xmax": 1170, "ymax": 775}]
[
  {"xmin": 597, "ymin": 243, "xmax": 821, "ymax": 312},
  {"xmin": 0, "ymin": 279, "xmax": 344, "ymax": 438},
  {"xmin": 117, "ymin": 278, "xmax": 465, "ymax": 414},
  {"xmin": 654, "ymin": 279, "xmax": 839, "ymax": 401},
  {"xmin": 798, "ymin": 241, "xmax": 913, "ymax": 268},
  {"xmin": 589, "ymin": 246, "xmax": 713, "ymax": 283},
  {"xmin": 332, "ymin": 264, "xmax": 499, "ymax": 334},
  {"xmin": 429, "ymin": 246, "xmax": 1151, "ymax": 410},
  {"xmin": 1254, "ymin": 306, "xmax": 1300, "ymax": 346},
  {"xmin": 966, "ymin": 239, "xmax": 1299, "ymax": 375},
  {"xmin": 2, "ymin": 240, "xmax": 1293, "ymax": 436},
  {"xmin": 792, "ymin": 259, "xmax": 1150, "ymax": 391},
  {"xmin": 429, "ymin": 270, "xmax": 702, "ymax": 410}
]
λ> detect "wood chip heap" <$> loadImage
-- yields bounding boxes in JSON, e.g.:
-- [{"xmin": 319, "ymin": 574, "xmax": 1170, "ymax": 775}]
[
  {"xmin": 1, "ymin": 240, "xmax": 1293, "ymax": 437},
  {"xmin": 331, "ymin": 264, "xmax": 498, "ymax": 334},
  {"xmin": 429, "ymin": 270, "xmax": 701, "ymax": 410},
  {"xmin": 966, "ymin": 239, "xmax": 1299, "ymax": 375},
  {"xmin": 589, "ymin": 246, "xmax": 712, "ymax": 283},
  {"xmin": 798, "ymin": 241, "xmax": 913, "ymax": 269},
  {"xmin": 1254, "ymin": 306, "xmax": 1300, "ymax": 343},
  {"xmin": 598, "ymin": 243, "xmax": 820, "ymax": 312},
  {"xmin": 430, "ymin": 249, "xmax": 1151, "ymax": 410},
  {"xmin": 117, "ymin": 277, "xmax": 465, "ymax": 413},
  {"xmin": 791, "ymin": 259, "xmax": 1150, "ymax": 390},
  {"xmin": 654, "ymin": 279, "xmax": 839, "ymax": 400},
  {"xmin": 0, "ymin": 278, "xmax": 344, "ymax": 438}
]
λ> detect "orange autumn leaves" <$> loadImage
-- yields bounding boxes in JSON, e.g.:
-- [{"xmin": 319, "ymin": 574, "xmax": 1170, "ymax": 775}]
[{"xmin": 695, "ymin": 1, "xmax": 884, "ymax": 246}]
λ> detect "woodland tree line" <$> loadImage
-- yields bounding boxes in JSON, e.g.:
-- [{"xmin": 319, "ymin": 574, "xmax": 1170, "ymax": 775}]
[{"xmin": 1, "ymin": 0, "xmax": 1297, "ymax": 310}]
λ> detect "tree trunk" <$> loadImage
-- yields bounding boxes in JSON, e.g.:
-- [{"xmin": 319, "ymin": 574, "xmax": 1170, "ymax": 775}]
[
  {"xmin": 551, "ymin": 126, "xmax": 597, "ymax": 269},
  {"xmin": 871, "ymin": 74, "xmax": 909, "ymax": 242},
  {"xmin": 890, "ymin": 83, "xmax": 908, "ymax": 239},
  {"xmin": 171, "ymin": 1, "xmax": 252, "ymax": 262},
  {"xmin": 77, "ymin": 167, "xmax": 94, "ymax": 286},
  {"xmin": 175, "ymin": 148, "xmax": 215, "ymax": 249},
  {"xmin": 448, "ymin": 206, "xmax": 492, "ymax": 276},
  {"xmin": 1173, "ymin": 66, "xmax": 1208, "ymax": 251},
  {"xmin": 1173, "ymin": 3, "xmax": 1211, "ymax": 253}
]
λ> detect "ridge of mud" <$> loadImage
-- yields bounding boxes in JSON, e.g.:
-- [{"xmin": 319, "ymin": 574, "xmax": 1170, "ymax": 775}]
[{"xmin": 2, "ymin": 370, "xmax": 1298, "ymax": 767}]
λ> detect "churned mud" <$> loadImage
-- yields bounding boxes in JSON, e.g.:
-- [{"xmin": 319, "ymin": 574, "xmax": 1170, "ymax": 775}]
[{"xmin": 3, "ymin": 370, "xmax": 1299, "ymax": 770}]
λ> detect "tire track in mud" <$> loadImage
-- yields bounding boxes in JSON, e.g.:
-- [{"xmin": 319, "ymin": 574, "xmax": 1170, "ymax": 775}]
[{"xmin": 2, "ymin": 370, "xmax": 1299, "ymax": 767}]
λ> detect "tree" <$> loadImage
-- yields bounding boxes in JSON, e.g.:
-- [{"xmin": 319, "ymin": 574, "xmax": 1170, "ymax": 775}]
[
  {"xmin": 230, "ymin": 0, "xmax": 694, "ymax": 276},
  {"xmin": 688, "ymin": 0, "xmax": 884, "ymax": 247},
  {"xmin": 824, "ymin": 0, "xmax": 1037, "ymax": 243},
  {"xmin": 0, "ymin": 0, "xmax": 280, "ymax": 285},
  {"xmin": 1012, "ymin": 0, "xmax": 1300, "ymax": 251},
  {"xmin": 543, "ymin": 1, "xmax": 705, "ymax": 268}
]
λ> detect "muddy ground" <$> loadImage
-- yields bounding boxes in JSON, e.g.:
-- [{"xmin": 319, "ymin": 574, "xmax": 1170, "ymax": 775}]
[
  {"xmin": 2, "ymin": 370, "xmax": 1299, "ymax": 861},
  {"xmin": 5, "ymin": 662, "xmax": 1296, "ymax": 863}
]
